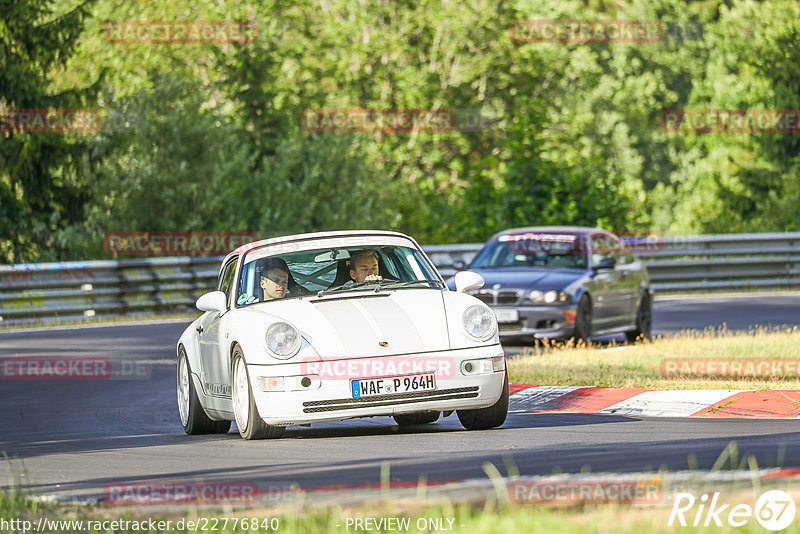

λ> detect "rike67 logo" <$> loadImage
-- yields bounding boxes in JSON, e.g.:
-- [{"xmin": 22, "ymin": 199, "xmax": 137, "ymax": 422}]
[{"xmin": 669, "ymin": 490, "xmax": 796, "ymax": 531}]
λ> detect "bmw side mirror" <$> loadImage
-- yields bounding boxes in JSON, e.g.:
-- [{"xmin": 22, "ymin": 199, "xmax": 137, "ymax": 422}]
[
  {"xmin": 454, "ymin": 271, "xmax": 485, "ymax": 293},
  {"xmin": 594, "ymin": 257, "xmax": 617, "ymax": 270},
  {"xmin": 196, "ymin": 290, "xmax": 228, "ymax": 312},
  {"xmin": 452, "ymin": 259, "xmax": 467, "ymax": 271}
]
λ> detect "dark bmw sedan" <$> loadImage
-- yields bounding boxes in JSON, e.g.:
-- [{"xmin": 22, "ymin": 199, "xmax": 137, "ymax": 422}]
[{"xmin": 447, "ymin": 227, "xmax": 653, "ymax": 343}]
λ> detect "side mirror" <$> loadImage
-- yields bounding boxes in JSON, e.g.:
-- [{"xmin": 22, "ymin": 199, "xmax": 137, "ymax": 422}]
[
  {"xmin": 452, "ymin": 259, "xmax": 467, "ymax": 271},
  {"xmin": 454, "ymin": 271, "xmax": 485, "ymax": 293},
  {"xmin": 594, "ymin": 257, "xmax": 617, "ymax": 270},
  {"xmin": 196, "ymin": 291, "xmax": 228, "ymax": 312}
]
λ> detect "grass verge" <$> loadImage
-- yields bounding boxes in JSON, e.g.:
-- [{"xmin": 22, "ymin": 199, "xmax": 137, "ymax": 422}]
[
  {"xmin": 507, "ymin": 328, "xmax": 800, "ymax": 389},
  {"xmin": 5, "ymin": 489, "xmax": 800, "ymax": 534}
]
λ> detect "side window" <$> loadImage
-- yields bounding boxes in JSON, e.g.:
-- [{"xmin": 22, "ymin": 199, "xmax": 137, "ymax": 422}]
[
  {"xmin": 378, "ymin": 249, "xmax": 403, "ymax": 280},
  {"xmin": 591, "ymin": 234, "xmax": 622, "ymax": 266},
  {"xmin": 617, "ymin": 243, "xmax": 635, "ymax": 265},
  {"xmin": 219, "ymin": 258, "xmax": 238, "ymax": 304}
]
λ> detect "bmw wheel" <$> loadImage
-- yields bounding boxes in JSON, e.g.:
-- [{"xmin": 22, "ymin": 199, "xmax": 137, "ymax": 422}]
[
  {"xmin": 626, "ymin": 292, "xmax": 653, "ymax": 343},
  {"xmin": 573, "ymin": 294, "xmax": 592, "ymax": 345}
]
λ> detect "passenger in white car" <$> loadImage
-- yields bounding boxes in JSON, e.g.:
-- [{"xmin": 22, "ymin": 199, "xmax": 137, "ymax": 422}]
[{"xmin": 257, "ymin": 257, "xmax": 290, "ymax": 301}]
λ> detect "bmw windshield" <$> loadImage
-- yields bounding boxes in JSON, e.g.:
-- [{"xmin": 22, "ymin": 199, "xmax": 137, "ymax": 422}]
[{"xmin": 470, "ymin": 232, "xmax": 588, "ymax": 269}]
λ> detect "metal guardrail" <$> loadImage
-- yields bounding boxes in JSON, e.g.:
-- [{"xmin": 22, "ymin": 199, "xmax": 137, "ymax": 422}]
[
  {"xmin": 1, "ymin": 232, "xmax": 799, "ymax": 326},
  {"xmin": 626, "ymin": 232, "xmax": 800, "ymax": 291},
  {"xmin": 0, "ymin": 257, "xmax": 221, "ymax": 326}
]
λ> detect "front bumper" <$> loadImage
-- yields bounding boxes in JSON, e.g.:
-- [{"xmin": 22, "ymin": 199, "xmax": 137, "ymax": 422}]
[
  {"xmin": 247, "ymin": 344, "xmax": 505, "ymax": 425},
  {"xmin": 493, "ymin": 304, "xmax": 578, "ymax": 339}
]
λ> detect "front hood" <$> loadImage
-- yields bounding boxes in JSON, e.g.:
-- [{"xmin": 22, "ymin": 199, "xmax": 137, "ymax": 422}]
[
  {"xmin": 245, "ymin": 290, "xmax": 450, "ymax": 358},
  {"xmin": 448, "ymin": 268, "xmax": 586, "ymax": 290}
]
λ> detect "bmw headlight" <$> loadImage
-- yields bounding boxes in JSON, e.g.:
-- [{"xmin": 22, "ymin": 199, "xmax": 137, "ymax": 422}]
[
  {"xmin": 265, "ymin": 322, "xmax": 301, "ymax": 359},
  {"xmin": 529, "ymin": 290, "xmax": 570, "ymax": 305},
  {"xmin": 462, "ymin": 305, "xmax": 497, "ymax": 340}
]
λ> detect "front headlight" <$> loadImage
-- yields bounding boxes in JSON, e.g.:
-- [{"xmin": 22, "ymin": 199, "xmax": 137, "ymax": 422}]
[
  {"xmin": 529, "ymin": 289, "xmax": 570, "ymax": 305},
  {"xmin": 265, "ymin": 322, "xmax": 301, "ymax": 359},
  {"xmin": 462, "ymin": 305, "xmax": 497, "ymax": 340}
]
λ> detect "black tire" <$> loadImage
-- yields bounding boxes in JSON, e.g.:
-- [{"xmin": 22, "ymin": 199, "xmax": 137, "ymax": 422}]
[
  {"xmin": 573, "ymin": 294, "xmax": 592, "ymax": 345},
  {"xmin": 625, "ymin": 292, "xmax": 653, "ymax": 343},
  {"xmin": 457, "ymin": 371, "xmax": 509, "ymax": 431},
  {"xmin": 393, "ymin": 411, "xmax": 440, "ymax": 426},
  {"xmin": 177, "ymin": 347, "xmax": 231, "ymax": 435},
  {"xmin": 231, "ymin": 346, "xmax": 284, "ymax": 440}
]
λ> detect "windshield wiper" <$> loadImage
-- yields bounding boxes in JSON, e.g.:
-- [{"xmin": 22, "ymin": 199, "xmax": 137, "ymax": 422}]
[
  {"xmin": 316, "ymin": 278, "xmax": 444, "ymax": 297},
  {"xmin": 372, "ymin": 279, "xmax": 446, "ymax": 290},
  {"xmin": 316, "ymin": 278, "xmax": 398, "ymax": 297},
  {"xmin": 317, "ymin": 282, "xmax": 365, "ymax": 297}
]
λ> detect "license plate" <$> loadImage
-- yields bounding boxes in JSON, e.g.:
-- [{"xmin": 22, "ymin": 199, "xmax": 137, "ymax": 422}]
[
  {"xmin": 351, "ymin": 373, "xmax": 436, "ymax": 398},
  {"xmin": 494, "ymin": 309, "xmax": 519, "ymax": 323}
]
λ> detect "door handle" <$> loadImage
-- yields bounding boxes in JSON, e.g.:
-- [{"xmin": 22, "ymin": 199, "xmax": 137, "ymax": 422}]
[{"xmin": 196, "ymin": 326, "xmax": 204, "ymax": 334}]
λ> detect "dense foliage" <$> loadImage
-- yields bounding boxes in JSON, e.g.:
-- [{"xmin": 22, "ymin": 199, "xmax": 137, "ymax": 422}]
[{"xmin": 1, "ymin": 0, "xmax": 798, "ymax": 262}]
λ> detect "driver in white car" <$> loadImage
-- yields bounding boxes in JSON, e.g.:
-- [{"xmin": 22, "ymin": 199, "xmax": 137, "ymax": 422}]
[{"xmin": 348, "ymin": 249, "xmax": 383, "ymax": 284}]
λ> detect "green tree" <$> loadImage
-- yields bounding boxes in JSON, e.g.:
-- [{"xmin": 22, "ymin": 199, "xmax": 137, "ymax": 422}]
[
  {"xmin": 22, "ymin": 0, "xmax": 800, "ymax": 262},
  {"xmin": 496, "ymin": 99, "xmax": 638, "ymax": 232},
  {"xmin": 0, "ymin": 0, "xmax": 100, "ymax": 263},
  {"xmin": 54, "ymin": 75, "xmax": 398, "ymax": 259},
  {"xmin": 657, "ymin": 0, "xmax": 800, "ymax": 233},
  {"xmin": 54, "ymin": 75, "xmax": 257, "ymax": 259}
]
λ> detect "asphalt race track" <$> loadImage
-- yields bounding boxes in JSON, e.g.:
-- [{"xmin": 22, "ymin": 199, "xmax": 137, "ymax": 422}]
[{"xmin": 1, "ymin": 293, "xmax": 799, "ymax": 502}]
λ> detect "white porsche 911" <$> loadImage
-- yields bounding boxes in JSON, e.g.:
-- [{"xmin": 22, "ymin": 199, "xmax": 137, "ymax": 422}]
[{"xmin": 177, "ymin": 230, "xmax": 508, "ymax": 439}]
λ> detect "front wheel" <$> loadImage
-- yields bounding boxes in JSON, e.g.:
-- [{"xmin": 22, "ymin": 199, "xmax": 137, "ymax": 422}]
[
  {"xmin": 177, "ymin": 347, "xmax": 231, "ymax": 435},
  {"xmin": 457, "ymin": 371, "xmax": 509, "ymax": 430},
  {"xmin": 625, "ymin": 292, "xmax": 653, "ymax": 343},
  {"xmin": 231, "ymin": 346, "xmax": 284, "ymax": 440}
]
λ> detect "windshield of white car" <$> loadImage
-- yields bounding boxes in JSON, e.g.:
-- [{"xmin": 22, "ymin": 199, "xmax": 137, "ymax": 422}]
[
  {"xmin": 470, "ymin": 233, "xmax": 589, "ymax": 269},
  {"xmin": 236, "ymin": 245, "xmax": 442, "ymax": 306}
]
